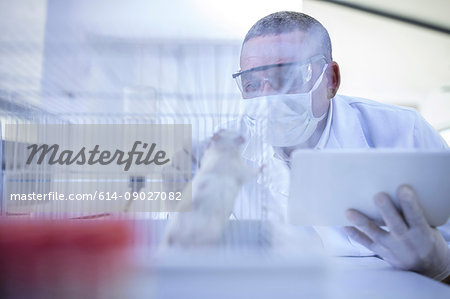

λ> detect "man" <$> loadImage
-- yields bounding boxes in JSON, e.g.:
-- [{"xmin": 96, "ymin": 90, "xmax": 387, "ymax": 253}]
[{"xmin": 232, "ymin": 11, "xmax": 449, "ymax": 282}]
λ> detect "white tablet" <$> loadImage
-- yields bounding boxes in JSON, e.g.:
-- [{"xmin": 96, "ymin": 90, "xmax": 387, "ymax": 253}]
[{"xmin": 288, "ymin": 150, "xmax": 450, "ymax": 227}]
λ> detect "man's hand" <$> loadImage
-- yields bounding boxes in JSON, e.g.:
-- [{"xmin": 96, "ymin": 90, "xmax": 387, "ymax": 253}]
[{"xmin": 344, "ymin": 185, "xmax": 450, "ymax": 281}]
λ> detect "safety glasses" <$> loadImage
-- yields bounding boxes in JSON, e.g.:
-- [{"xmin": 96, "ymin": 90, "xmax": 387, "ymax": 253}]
[{"xmin": 232, "ymin": 55, "xmax": 326, "ymax": 99}]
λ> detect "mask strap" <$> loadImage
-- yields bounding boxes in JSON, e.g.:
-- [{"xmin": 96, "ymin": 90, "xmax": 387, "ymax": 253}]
[
  {"xmin": 311, "ymin": 64, "xmax": 329, "ymax": 92},
  {"xmin": 310, "ymin": 64, "xmax": 329, "ymax": 121}
]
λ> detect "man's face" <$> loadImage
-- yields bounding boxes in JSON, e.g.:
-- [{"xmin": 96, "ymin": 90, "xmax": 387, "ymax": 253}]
[{"xmin": 240, "ymin": 31, "xmax": 334, "ymax": 117}]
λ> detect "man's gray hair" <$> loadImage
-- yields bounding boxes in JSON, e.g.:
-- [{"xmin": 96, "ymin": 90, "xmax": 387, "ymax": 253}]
[{"xmin": 243, "ymin": 11, "xmax": 333, "ymax": 61}]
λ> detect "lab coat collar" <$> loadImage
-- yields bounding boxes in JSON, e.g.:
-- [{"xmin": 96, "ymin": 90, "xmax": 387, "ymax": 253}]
[{"xmin": 326, "ymin": 95, "xmax": 371, "ymax": 149}]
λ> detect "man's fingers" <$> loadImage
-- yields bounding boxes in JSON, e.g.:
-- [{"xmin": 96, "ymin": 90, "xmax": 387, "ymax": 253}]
[
  {"xmin": 374, "ymin": 192, "xmax": 408, "ymax": 236},
  {"xmin": 346, "ymin": 209, "xmax": 389, "ymax": 245},
  {"xmin": 397, "ymin": 185, "xmax": 429, "ymax": 229},
  {"xmin": 343, "ymin": 226, "xmax": 373, "ymax": 248},
  {"xmin": 343, "ymin": 226, "xmax": 387, "ymax": 258}
]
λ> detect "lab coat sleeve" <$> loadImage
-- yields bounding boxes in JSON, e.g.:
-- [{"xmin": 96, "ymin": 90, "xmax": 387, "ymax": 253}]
[{"xmin": 412, "ymin": 111, "xmax": 449, "ymax": 149}]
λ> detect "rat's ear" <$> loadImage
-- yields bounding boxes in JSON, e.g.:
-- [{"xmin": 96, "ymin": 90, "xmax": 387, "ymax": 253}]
[
  {"xmin": 212, "ymin": 131, "xmax": 222, "ymax": 142},
  {"xmin": 234, "ymin": 136, "xmax": 245, "ymax": 145},
  {"xmin": 212, "ymin": 129, "xmax": 227, "ymax": 142}
]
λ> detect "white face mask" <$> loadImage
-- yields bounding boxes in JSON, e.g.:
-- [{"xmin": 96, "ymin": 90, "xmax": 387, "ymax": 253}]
[{"xmin": 240, "ymin": 64, "xmax": 328, "ymax": 147}]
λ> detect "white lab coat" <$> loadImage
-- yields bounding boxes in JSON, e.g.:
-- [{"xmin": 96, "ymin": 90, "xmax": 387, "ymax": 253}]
[{"xmin": 234, "ymin": 94, "xmax": 449, "ymax": 256}]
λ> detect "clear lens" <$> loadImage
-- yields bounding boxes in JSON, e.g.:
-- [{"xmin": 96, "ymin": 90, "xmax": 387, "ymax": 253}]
[{"xmin": 234, "ymin": 55, "xmax": 325, "ymax": 99}]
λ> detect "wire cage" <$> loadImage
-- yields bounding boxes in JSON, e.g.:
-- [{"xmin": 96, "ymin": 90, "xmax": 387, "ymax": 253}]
[
  {"xmin": 0, "ymin": 37, "xmax": 278, "ymax": 254},
  {"xmin": 0, "ymin": 104, "xmax": 274, "ymax": 253}
]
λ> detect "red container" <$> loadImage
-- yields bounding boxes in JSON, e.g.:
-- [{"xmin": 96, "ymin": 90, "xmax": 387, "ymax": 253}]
[{"xmin": 0, "ymin": 219, "xmax": 133, "ymax": 299}]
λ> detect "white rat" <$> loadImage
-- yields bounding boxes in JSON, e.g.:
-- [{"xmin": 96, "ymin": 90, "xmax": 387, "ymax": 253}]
[{"xmin": 161, "ymin": 129, "xmax": 258, "ymax": 248}]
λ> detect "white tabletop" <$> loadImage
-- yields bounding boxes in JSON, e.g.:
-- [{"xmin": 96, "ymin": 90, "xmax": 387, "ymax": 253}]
[{"xmin": 126, "ymin": 251, "xmax": 450, "ymax": 299}]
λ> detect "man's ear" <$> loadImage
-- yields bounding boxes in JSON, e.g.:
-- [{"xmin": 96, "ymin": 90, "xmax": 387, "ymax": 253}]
[{"xmin": 326, "ymin": 62, "xmax": 340, "ymax": 99}]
